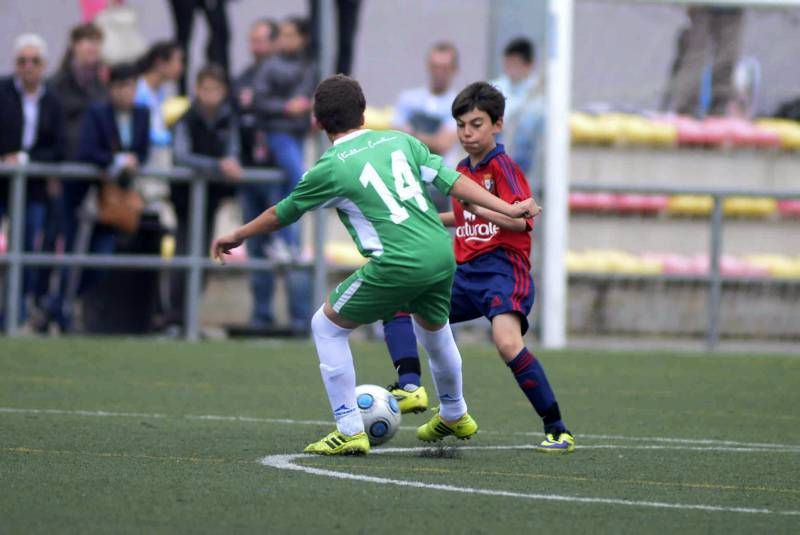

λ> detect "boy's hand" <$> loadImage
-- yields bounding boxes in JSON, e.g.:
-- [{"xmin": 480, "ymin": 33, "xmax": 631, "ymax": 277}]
[
  {"xmin": 219, "ymin": 157, "xmax": 243, "ymax": 180},
  {"xmin": 211, "ymin": 232, "xmax": 243, "ymax": 265},
  {"xmin": 511, "ymin": 198, "xmax": 542, "ymax": 218}
]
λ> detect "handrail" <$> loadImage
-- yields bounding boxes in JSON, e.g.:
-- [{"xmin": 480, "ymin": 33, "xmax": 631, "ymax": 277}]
[{"xmin": 0, "ymin": 160, "xmax": 326, "ymax": 340}]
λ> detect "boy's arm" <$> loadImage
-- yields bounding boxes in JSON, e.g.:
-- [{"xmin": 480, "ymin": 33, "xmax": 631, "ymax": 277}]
[
  {"xmin": 463, "ymin": 202, "xmax": 529, "ymax": 232},
  {"xmin": 212, "ymin": 206, "xmax": 282, "ymax": 263},
  {"xmin": 450, "ymin": 175, "xmax": 541, "ymax": 219},
  {"xmin": 439, "ymin": 211, "xmax": 455, "ymax": 227}
]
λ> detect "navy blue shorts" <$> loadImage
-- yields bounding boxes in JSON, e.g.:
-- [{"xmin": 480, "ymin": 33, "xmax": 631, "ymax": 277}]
[{"xmin": 449, "ymin": 248, "xmax": 535, "ymax": 334}]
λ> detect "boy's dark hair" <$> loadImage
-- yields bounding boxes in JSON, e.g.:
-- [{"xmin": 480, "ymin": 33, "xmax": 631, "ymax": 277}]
[
  {"xmin": 195, "ymin": 64, "xmax": 227, "ymax": 86},
  {"xmin": 313, "ymin": 74, "xmax": 365, "ymax": 134},
  {"xmin": 138, "ymin": 40, "xmax": 181, "ymax": 73},
  {"xmin": 108, "ymin": 62, "xmax": 138, "ymax": 84},
  {"xmin": 430, "ymin": 41, "xmax": 459, "ymax": 68},
  {"xmin": 451, "ymin": 82, "xmax": 506, "ymax": 124},
  {"xmin": 503, "ymin": 37, "xmax": 535, "ymax": 64}
]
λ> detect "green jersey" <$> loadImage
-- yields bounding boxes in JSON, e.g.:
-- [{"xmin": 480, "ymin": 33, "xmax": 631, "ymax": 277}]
[{"xmin": 276, "ymin": 129, "xmax": 460, "ymax": 281}]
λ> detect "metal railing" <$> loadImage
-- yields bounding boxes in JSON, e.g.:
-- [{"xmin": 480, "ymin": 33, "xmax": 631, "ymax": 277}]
[
  {"xmin": 566, "ymin": 182, "xmax": 800, "ymax": 349},
  {"xmin": 3, "ymin": 163, "xmax": 799, "ymax": 347},
  {"xmin": 0, "ymin": 161, "xmax": 328, "ymax": 340}
]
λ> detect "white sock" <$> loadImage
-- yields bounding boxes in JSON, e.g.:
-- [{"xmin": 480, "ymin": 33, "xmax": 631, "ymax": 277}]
[
  {"xmin": 310, "ymin": 306, "xmax": 364, "ymax": 436},
  {"xmin": 412, "ymin": 320, "xmax": 468, "ymax": 421}
]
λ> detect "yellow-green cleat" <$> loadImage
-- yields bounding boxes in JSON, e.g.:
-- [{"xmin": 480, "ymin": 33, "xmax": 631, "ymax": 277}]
[
  {"xmin": 303, "ymin": 430, "xmax": 370, "ymax": 456},
  {"xmin": 387, "ymin": 383, "xmax": 428, "ymax": 414},
  {"xmin": 416, "ymin": 412, "xmax": 478, "ymax": 442},
  {"xmin": 536, "ymin": 430, "xmax": 575, "ymax": 454}
]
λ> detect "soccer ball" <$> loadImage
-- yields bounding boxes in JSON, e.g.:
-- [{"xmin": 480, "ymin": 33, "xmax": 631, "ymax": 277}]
[{"xmin": 355, "ymin": 384, "xmax": 402, "ymax": 446}]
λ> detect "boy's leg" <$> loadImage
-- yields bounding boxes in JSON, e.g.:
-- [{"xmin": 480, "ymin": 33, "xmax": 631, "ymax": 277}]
[
  {"xmin": 305, "ymin": 302, "xmax": 370, "ymax": 455},
  {"xmin": 383, "ymin": 311, "xmax": 428, "ymax": 414},
  {"xmin": 383, "ymin": 312, "xmax": 421, "ymax": 387},
  {"xmin": 492, "ymin": 313, "xmax": 567, "ymax": 435},
  {"xmin": 411, "ymin": 315, "xmax": 478, "ymax": 441},
  {"xmin": 480, "ymin": 249, "xmax": 574, "ymax": 453}
]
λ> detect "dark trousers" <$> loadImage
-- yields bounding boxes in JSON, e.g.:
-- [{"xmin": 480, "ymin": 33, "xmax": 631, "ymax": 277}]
[
  {"xmin": 669, "ymin": 7, "xmax": 743, "ymax": 117},
  {"xmin": 309, "ymin": 0, "xmax": 362, "ymax": 75},
  {"xmin": 169, "ymin": 0, "xmax": 231, "ymax": 94}
]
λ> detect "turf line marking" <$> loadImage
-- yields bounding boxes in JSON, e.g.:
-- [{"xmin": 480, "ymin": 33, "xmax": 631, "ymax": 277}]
[
  {"xmin": 259, "ymin": 448, "xmax": 800, "ymax": 517},
  {"xmin": 3, "ymin": 407, "xmax": 800, "ymax": 452}
]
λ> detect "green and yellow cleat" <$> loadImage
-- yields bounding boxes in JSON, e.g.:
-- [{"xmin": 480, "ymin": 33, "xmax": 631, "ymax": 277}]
[
  {"xmin": 303, "ymin": 430, "xmax": 370, "ymax": 456},
  {"xmin": 387, "ymin": 383, "xmax": 429, "ymax": 414},
  {"xmin": 536, "ymin": 430, "xmax": 575, "ymax": 454},
  {"xmin": 416, "ymin": 412, "xmax": 478, "ymax": 442}
]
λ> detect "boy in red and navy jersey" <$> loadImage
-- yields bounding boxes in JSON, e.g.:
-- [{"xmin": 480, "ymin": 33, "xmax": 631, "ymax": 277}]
[{"xmin": 383, "ymin": 82, "xmax": 574, "ymax": 453}]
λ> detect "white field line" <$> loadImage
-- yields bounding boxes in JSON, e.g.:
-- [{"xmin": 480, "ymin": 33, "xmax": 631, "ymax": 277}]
[
  {"xmin": 259, "ymin": 449, "xmax": 800, "ymax": 517},
  {"xmin": 3, "ymin": 406, "xmax": 800, "ymax": 453}
]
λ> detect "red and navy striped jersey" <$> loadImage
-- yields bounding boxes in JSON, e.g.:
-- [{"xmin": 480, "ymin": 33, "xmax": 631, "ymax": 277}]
[{"xmin": 452, "ymin": 143, "xmax": 533, "ymax": 267}]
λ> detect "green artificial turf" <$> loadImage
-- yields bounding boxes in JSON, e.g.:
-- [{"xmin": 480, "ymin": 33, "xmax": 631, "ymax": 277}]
[{"xmin": 1, "ymin": 338, "xmax": 798, "ymax": 534}]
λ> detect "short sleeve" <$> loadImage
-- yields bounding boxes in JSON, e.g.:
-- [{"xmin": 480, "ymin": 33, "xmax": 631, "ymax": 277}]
[
  {"xmin": 391, "ymin": 91, "xmax": 412, "ymax": 129},
  {"xmin": 275, "ymin": 160, "xmax": 336, "ymax": 225},
  {"xmin": 406, "ymin": 134, "xmax": 460, "ymax": 194}
]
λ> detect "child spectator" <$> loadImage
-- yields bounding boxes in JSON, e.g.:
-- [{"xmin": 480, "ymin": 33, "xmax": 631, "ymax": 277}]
[
  {"xmin": 68, "ymin": 63, "xmax": 149, "ymax": 305},
  {"xmin": 169, "ymin": 64, "xmax": 240, "ymax": 332}
]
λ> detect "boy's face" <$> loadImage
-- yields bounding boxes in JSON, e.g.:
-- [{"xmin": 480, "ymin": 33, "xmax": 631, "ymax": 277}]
[
  {"xmin": 109, "ymin": 78, "xmax": 136, "ymax": 110},
  {"xmin": 196, "ymin": 77, "xmax": 227, "ymax": 110},
  {"xmin": 455, "ymin": 108, "xmax": 502, "ymax": 157},
  {"xmin": 503, "ymin": 54, "xmax": 533, "ymax": 83}
]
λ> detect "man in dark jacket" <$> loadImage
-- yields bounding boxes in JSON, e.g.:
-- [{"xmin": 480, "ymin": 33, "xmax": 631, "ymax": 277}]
[
  {"xmin": 234, "ymin": 18, "xmax": 281, "ymax": 328},
  {"xmin": 251, "ymin": 17, "xmax": 315, "ymax": 332},
  {"xmin": 0, "ymin": 33, "xmax": 64, "ymax": 326}
]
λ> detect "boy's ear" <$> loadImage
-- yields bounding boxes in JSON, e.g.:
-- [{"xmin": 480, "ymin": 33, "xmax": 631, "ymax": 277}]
[
  {"xmin": 360, "ymin": 112, "xmax": 365, "ymax": 127},
  {"xmin": 494, "ymin": 116, "xmax": 504, "ymax": 131}
]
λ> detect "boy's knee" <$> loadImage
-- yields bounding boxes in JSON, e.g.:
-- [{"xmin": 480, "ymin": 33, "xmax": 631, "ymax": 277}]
[{"xmin": 311, "ymin": 306, "xmax": 350, "ymax": 340}]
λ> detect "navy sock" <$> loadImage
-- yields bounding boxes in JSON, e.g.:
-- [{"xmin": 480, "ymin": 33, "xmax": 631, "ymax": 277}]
[
  {"xmin": 507, "ymin": 347, "xmax": 565, "ymax": 434},
  {"xmin": 383, "ymin": 314, "xmax": 421, "ymax": 387}
]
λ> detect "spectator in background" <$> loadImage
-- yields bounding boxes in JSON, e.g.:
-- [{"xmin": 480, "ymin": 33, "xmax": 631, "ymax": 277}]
[
  {"xmin": 50, "ymin": 23, "xmax": 107, "ymax": 160},
  {"xmin": 664, "ymin": 6, "xmax": 744, "ymax": 117},
  {"xmin": 168, "ymin": 0, "xmax": 231, "ymax": 95},
  {"xmin": 0, "ymin": 34, "xmax": 64, "ymax": 327},
  {"xmin": 168, "ymin": 64, "xmax": 240, "ymax": 331},
  {"xmin": 251, "ymin": 16, "xmax": 315, "ymax": 332},
  {"xmin": 68, "ymin": 63, "xmax": 149, "ymax": 306},
  {"xmin": 135, "ymin": 41, "xmax": 183, "ymax": 148},
  {"xmin": 392, "ymin": 42, "xmax": 460, "ymax": 209},
  {"xmin": 491, "ymin": 37, "xmax": 544, "ymax": 175},
  {"xmin": 234, "ymin": 19, "xmax": 284, "ymax": 329}
]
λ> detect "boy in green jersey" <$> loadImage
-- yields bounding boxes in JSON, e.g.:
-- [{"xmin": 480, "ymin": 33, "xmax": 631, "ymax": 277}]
[{"xmin": 212, "ymin": 75, "xmax": 540, "ymax": 455}]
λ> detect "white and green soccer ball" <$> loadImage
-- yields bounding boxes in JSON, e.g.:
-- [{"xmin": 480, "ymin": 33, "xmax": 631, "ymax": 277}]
[{"xmin": 355, "ymin": 384, "xmax": 402, "ymax": 446}]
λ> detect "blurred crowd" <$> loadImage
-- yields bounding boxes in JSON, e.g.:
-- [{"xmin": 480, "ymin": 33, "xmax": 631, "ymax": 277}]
[
  {"xmin": 2, "ymin": 1, "xmax": 771, "ymax": 337},
  {"xmin": 0, "ymin": 1, "xmax": 341, "ymax": 335}
]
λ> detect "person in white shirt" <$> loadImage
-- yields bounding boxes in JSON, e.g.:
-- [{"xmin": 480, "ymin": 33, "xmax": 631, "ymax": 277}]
[{"xmin": 392, "ymin": 42, "xmax": 461, "ymax": 208}]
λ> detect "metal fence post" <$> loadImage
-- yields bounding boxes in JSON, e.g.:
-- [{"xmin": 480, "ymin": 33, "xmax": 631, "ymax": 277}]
[
  {"xmin": 706, "ymin": 195, "xmax": 724, "ymax": 350},
  {"xmin": 184, "ymin": 175, "xmax": 207, "ymax": 341},
  {"xmin": 4, "ymin": 166, "xmax": 26, "ymax": 335}
]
